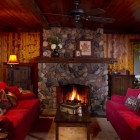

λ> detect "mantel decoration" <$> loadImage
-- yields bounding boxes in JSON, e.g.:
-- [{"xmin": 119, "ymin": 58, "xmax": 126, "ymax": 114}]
[
  {"xmin": 78, "ymin": 39, "xmax": 93, "ymax": 57},
  {"xmin": 48, "ymin": 36, "xmax": 62, "ymax": 57}
]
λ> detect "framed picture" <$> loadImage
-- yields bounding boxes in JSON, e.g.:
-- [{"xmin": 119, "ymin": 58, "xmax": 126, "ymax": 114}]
[{"xmin": 78, "ymin": 39, "xmax": 92, "ymax": 56}]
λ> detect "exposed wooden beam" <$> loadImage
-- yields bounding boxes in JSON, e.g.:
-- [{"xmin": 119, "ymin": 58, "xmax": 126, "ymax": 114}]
[{"xmin": 23, "ymin": 0, "xmax": 50, "ymax": 29}]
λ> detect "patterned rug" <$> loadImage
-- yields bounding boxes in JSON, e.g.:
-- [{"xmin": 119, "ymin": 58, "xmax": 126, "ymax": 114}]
[{"xmin": 25, "ymin": 116, "xmax": 120, "ymax": 140}]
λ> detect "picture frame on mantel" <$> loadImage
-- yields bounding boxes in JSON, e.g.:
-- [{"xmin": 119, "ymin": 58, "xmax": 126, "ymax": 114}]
[{"xmin": 77, "ymin": 39, "xmax": 93, "ymax": 57}]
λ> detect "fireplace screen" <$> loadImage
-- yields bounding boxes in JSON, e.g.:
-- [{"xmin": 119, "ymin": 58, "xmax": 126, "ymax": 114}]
[{"xmin": 56, "ymin": 84, "xmax": 90, "ymax": 106}]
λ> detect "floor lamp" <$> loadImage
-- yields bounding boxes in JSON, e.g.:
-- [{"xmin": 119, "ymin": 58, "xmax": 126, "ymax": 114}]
[{"xmin": 7, "ymin": 55, "xmax": 19, "ymax": 86}]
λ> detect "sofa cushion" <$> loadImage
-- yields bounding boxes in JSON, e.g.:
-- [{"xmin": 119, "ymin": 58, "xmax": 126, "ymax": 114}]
[
  {"xmin": 5, "ymin": 86, "xmax": 22, "ymax": 100},
  {"xmin": 5, "ymin": 109, "xmax": 30, "ymax": 128},
  {"xmin": 124, "ymin": 88, "xmax": 140, "ymax": 102},
  {"xmin": 118, "ymin": 110, "xmax": 140, "ymax": 130},
  {"xmin": 7, "ymin": 92, "xmax": 18, "ymax": 107},
  {"xmin": 0, "ymin": 82, "xmax": 7, "ymax": 90},
  {"xmin": 20, "ymin": 93, "xmax": 36, "ymax": 100},
  {"xmin": 111, "ymin": 95, "xmax": 124, "ymax": 103},
  {"xmin": 0, "ymin": 89, "xmax": 12, "ymax": 111},
  {"xmin": 106, "ymin": 100, "xmax": 131, "ymax": 111},
  {"xmin": 125, "ymin": 96, "xmax": 140, "ymax": 111},
  {"xmin": 14, "ymin": 99, "xmax": 40, "ymax": 110}
]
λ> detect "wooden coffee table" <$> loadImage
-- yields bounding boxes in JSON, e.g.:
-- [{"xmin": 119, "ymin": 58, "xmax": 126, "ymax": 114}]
[{"xmin": 54, "ymin": 105, "xmax": 91, "ymax": 140}]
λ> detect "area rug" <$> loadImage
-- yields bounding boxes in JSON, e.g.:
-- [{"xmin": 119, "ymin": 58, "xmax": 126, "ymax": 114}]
[{"xmin": 25, "ymin": 116, "xmax": 120, "ymax": 140}]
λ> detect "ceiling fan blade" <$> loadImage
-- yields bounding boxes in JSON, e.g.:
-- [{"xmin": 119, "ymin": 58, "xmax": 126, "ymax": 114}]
[
  {"xmin": 84, "ymin": 16, "xmax": 115, "ymax": 23},
  {"xmin": 86, "ymin": 8, "xmax": 105, "ymax": 15},
  {"xmin": 42, "ymin": 13, "xmax": 71, "ymax": 17}
]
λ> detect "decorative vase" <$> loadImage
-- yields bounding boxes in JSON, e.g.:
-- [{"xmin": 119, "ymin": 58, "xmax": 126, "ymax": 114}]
[{"xmin": 52, "ymin": 49, "xmax": 59, "ymax": 57}]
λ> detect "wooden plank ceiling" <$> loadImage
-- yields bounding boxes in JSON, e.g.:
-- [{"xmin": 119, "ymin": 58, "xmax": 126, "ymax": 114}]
[{"xmin": 0, "ymin": 0, "xmax": 140, "ymax": 33}]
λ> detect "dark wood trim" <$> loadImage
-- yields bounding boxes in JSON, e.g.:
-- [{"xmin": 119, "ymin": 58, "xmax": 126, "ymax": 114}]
[
  {"xmin": 40, "ymin": 30, "xmax": 43, "ymax": 56},
  {"xmin": 130, "ymin": 39, "xmax": 140, "ymax": 42},
  {"xmin": 34, "ymin": 56, "xmax": 117, "ymax": 63}
]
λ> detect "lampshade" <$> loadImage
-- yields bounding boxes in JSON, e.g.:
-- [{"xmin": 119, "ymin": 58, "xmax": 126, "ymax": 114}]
[{"xmin": 7, "ymin": 55, "xmax": 19, "ymax": 65}]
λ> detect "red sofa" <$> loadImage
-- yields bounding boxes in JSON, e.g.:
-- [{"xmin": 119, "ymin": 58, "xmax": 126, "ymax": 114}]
[
  {"xmin": 106, "ymin": 88, "xmax": 140, "ymax": 140},
  {"xmin": 0, "ymin": 82, "xmax": 40, "ymax": 140}
]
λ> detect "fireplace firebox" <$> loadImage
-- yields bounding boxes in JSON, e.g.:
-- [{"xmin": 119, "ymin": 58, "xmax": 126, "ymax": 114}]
[{"xmin": 56, "ymin": 84, "xmax": 90, "ymax": 107}]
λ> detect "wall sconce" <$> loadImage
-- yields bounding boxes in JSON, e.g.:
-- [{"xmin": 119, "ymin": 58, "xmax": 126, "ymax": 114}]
[{"xmin": 7, "ymin": 55, "xmax": 19, "ymax": 66}]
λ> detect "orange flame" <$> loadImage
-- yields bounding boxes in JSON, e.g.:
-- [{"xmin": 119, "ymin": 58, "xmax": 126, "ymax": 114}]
[{"xmin": 70, "ymin": 87, "xmax": 80, "ymax": 101}]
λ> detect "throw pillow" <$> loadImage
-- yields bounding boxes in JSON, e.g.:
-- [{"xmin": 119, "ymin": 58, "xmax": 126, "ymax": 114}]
[
  {"xmin": 125, "ymin": 96, "xmax": 140, "ymax": 111},
  {"xmin": 7, "ymin": 92, "xmax": 18, "ymax": 107},
  {"xmin": 0, "ymin": 89, "xmax": 12, "ymax": 110},
  {"xmin": 22, "ymin": 90, "xmax": 32, "ymax": 94},
  {"xmin": 0, "ymin": 101, "xmax": 11, "ymax": 110},
  {"xmin": 0, "ymin": 108, "xmax": 6, "ymax": 115},
  {"xmin": 18, "ymin": 87, "xmax": 23, "ymax": 93},
  {"xmin": 137, "ymin": 94, "xmax": 140, "ymax": 99},
  {"xmin": 124, "ymin": 88, "xmax": 140, "ymax": 102},
  {"xmin": 0, "ymin": 82, "xmax": 7, "ymax": 90},
  {"xmin": 5, "ymin": 86, "xmax": 22, "ymax": 100},
  {"xmin": 0, "ymin": 89, "xmax": 8, "ymax": 102}
]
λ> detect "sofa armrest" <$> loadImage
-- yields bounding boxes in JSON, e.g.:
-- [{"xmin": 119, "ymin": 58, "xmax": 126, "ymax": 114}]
[
  {"xmin": 111, "ymin": 95, "xmax": 124, "ymax": 103},
  {"xmin": 19, "ymin": 92, "xmax": 36, "ymax": 100},
  {"xmin": 5, "ymin": 86, "xmax": 36, "ymax": 101}
]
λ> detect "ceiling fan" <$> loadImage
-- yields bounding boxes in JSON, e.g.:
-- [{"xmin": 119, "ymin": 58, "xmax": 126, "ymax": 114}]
[{"xmin": 43, "ymin": 0, "xmax": 115, "ymax": 28}]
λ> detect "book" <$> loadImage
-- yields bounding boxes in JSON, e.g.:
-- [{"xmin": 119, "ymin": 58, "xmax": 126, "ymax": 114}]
[
  {"xmin": 60, "ymin": 103, "xmax": 80, "ymax": 115},
  {"xmin": 60, "ymin": 103, "xmax": 80, "ymax": 108}
]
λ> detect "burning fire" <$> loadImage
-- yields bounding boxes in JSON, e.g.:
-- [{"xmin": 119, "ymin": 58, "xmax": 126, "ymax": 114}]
[{"xmin": 70, "ymin": 87, "xmax": 80, "ymax": 101}]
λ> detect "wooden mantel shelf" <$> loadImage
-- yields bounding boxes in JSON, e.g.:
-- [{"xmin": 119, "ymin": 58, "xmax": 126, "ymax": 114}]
[{"xmin": 35, "ymin": 56, "xmax": 117, "ymax": 63}]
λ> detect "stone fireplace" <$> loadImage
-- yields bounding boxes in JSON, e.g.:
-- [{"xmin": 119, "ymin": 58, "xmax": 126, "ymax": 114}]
[
  {"xmin": 38, "ymin": 62, "xmax": 108, "ymax": 115},
  {"xmin": 37, "ymin": 27, "xmax": 113, "ymax": 116}
]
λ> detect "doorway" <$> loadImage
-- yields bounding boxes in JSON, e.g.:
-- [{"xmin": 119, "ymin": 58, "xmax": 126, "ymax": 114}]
[{"xmin": 132, "ymin": 40, "xmax": 140, "ymax": 82}]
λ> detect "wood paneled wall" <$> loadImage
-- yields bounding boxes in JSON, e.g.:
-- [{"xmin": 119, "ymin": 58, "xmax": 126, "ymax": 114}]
[
  {"xmin": 0, "ymin": 31, "xmax": 140, "ymax": 80},
  {"xmin": 0, "ymin": 32, "xmax": 4, "ymax": 80},
  {"xmin": 0, "ymin": 32, "xmax": 41, "ymax": 80},
  {"xmin": 104, "ymin": 34, "xmax": 140, "ymax": 74},
  {"xmin": 3, "ymin": 32, "xmax": 41, "ymax": 62}
]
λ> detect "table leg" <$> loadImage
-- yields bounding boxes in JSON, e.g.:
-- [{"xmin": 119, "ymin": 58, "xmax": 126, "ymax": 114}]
[
  {"xmin": 87, "ymin": 124, "xmax": 90, "ymax": 140},
  {"xmin": 55, "ymin": 123, "xmax": 58, "ymax": 140}
]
